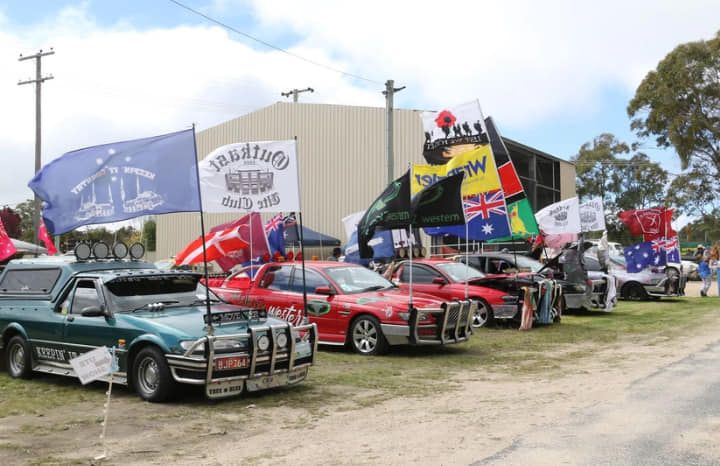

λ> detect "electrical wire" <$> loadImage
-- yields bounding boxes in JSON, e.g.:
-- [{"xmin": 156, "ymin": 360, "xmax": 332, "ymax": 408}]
[{"xmin": 167, "ymin": 0, "xmax": 383, "ymax": 85}]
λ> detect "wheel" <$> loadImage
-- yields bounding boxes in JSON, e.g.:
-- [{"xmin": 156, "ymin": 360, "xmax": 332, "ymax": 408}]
[
  {"xmin": 132, "ymin": 346, "xmax": 175, "ymax": 402},
  {"xmin": 6, "ymin": 336, "xmax": 33, "ymax": 379},
  {"xmin": 349, "ymin": 316, "xmax": 388, "ymax": 356},
  {"xmin": 623, "ymin": 282, "xmax": 647, "ymax": 301},
  {"xmin": 471, "ymin": 300, "xmax": 494, "ymax": 328}
]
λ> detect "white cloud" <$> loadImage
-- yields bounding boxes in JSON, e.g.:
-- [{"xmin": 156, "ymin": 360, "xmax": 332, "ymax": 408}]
[{"xmin": 2, "ymin": 0, "xmax": 719, "ymax": 208}]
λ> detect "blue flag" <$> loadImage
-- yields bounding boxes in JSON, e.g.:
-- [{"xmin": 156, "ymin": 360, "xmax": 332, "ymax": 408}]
[
  {"xmin": 623, "ymin": 239, "xmax": 668, "ymax": 273},
  {"xmin": 28, "ymin": 129, "xmax": 200, "ymax": 234},
  {"xmin": 344, "ymin": 230, "xmax": 395, "ymax": 265},
  {"xmin": 424, "ymin": 190, "xmax": 512, "ymax": 240},
  {"xmin": 265, "ymin": 214, "xmax": 286, "ymax": 257}
]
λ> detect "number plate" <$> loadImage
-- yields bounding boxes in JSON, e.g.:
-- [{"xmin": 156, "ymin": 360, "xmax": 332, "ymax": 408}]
[
  {"xmin": 214, "ymin": 356, "xmax": 249, "ymax": 371},
  {"xmin": 245, "ymin": 367, "xmax": 308, "ymax": 392},
  {"xmin": 206, "ymin": 379, "xmax": 245, "ymax": 399}
]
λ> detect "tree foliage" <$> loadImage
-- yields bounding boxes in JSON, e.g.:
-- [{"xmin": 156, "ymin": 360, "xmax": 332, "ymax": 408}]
[
  {"xmin": 628, "ymin": 31, "xmax": 720, "ymax": 176},
  {"xmin": 143, "ymin": 219, "xmax": 156, "ymax": 251},
  {"xmin": 13, "ymin": 200, "xmax": 36, "ymax": 243},
  {"xmin": 572, "ymin": 133, "xmax": 628, "ymax": 209}
]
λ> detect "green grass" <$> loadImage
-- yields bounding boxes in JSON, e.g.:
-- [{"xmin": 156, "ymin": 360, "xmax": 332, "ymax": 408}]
[{"xmin": 1, "ymin": 297, "xmax": 718, "ymax": 418}]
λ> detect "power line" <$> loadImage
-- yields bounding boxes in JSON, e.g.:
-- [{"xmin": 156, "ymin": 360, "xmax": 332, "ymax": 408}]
[{"xmin": 167, "ymin": 0, "xmax": 383, "ymax": 85}]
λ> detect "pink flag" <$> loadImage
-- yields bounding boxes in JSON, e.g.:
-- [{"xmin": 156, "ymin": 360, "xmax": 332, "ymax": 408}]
[
  {"xmin": 38, "ymin": 221, "xmax": 58, "ymax": 255},
  {"xmin": 0, "ymin": 218, "xmax": 17, "ymax": 261}
]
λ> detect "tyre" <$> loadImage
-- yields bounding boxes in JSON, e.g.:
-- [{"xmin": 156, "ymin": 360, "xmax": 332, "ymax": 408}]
[
  {"xmin": 471, "ymin": 299, "xmax": 494, "ymax": 328},
  {"xmin": 132, "ymin": 346, "xmax": 175, "ymax": 402},
  {"xmin": 349, "ymin": 315, "xmax": 388, "ymax": 356},
  {"xmin": 6, "ymin": 336, "xmax": 33, "ymax": 379},
  {"xmin": 622, "ymin": 282, "xmax": 647, "ymax": 301}
]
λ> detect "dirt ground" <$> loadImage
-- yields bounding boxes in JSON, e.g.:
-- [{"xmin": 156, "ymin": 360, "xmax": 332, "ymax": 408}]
[{"xmin": 1, "ymin": 293, "xmax": 719, "ymax": 466}]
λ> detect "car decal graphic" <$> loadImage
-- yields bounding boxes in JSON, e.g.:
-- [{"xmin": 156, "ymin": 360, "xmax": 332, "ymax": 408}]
[{"xmin": 306, "ymin": 300, "xmax": 331, "ymax": 317}]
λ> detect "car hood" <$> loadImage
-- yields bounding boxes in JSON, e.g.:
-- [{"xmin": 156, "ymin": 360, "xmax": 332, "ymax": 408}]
[
  {"xmin": 120, "ymin": 303, "xmax": 285, "ymax": 339},
  {"xmin": 340, "ymin": 288, "xmax": 444, "ymax": 309}
]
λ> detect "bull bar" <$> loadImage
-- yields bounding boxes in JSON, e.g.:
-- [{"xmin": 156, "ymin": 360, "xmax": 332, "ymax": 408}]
[{"xmin": 408, "ymin": 300, "xmax": 475, "ymax": 345}]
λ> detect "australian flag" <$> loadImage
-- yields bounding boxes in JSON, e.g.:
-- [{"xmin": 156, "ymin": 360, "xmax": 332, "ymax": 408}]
[
  {"xmin": 624, "ymin": 239, "xmax": 669, "ymax": 273},
  {"xmin": 265, "ymin": 214, "xmax": 286, "ymax": 257},
  {"xmin": 425, "ymin": 189, "xmax": 511, "ymax": 240},
  {"xmin": 28, "ymin": 128, "xmax": 200, "ymax": 235}
]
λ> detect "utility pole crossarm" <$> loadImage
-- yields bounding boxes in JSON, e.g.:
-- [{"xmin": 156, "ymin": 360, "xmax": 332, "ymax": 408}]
[{"xmin": 281, "ymin": 87, "xmax": 314, "ymax": 102}]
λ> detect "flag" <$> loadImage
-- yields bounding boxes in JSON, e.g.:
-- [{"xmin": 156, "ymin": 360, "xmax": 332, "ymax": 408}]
[
  {"xmin": 423, "ymin": 190, "xmax": 512, "ymax": 240},
  {"xmin": 175, "ymin": 224, "xmax": 249, "ymax": 267},
  {"xmin": 38, "ymin": 221, "xmax": 57, "ymax": 255},
  {"xmin": 0, "ymin": 218, "xmax": 17, "ymax": 261},
  {"xmin": 579, "ymin": 197, "xmax": 606, "ymax": 232},
  {"xmin": 198, "ymin": 140, "xmax": 301, "ymax": 213},
  {"xmin": 623, "ymin": 240, "xmax": 668, "ymax": 273},
  {"xmin": 413, "ymin": 145, "xmax": 511, "ymax": 240},
  {"xmin": 282, "ymin": 212, "xmax": 300, "ymax": 245},
  {"xmin": 535, "ymin": 197, "xmax": 581, "ymax": 234},
  {"xmin": 28, "ymin": 129, "xmax": 199, "ymax": 235},
  {"xmin": 485, "ymin": 116, "xmax": 539, "ymax": 238},
  {"xmin": 357, "ymin": 171, "xmax": 412, "ymax": 258},
  {"xmin": 618, "ymin": 208, "xmax": 676, "ymax": 241},
  {"xmin": 411, "ymin": 172, "xmax": 466, "ymax": 227},
  {"xmin": 265, "ymin": 214, "xmax": 286, "ymax": 257},
  {"xmin": 211, "ymin": 213, "xmax": 271, "ymax": 271},
  {"xmin": 343, "ymin": 230, "xmax": 395, "ymax": 265},
  {"xmin": 665, "ymin": 236, "xmax": 680, "ymax": 263},
  {"xmin": 422, "ymin": 101, "xmax": 490, "ymax": 165}
]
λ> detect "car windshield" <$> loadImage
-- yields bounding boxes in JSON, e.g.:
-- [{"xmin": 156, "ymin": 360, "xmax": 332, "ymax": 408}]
[
  {"xmin": 325, "ymin": 266, "xmax": 395, "ymax": 294},
  {"xmin": 436, "ymin": 262, "xmax": 485, "ymax": 281},
  {"xmin": 498, "ymin": 254, "xmax": 544, "ymax": 272},
  {"xmin": 105, "ymin": 275, "xmax": 222, "ymax": 312}
]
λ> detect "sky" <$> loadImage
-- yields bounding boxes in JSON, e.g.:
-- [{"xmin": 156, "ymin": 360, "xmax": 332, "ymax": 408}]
[{"xmin": 1, "ymin": 0, "xmax": 719, "ymax": 208}]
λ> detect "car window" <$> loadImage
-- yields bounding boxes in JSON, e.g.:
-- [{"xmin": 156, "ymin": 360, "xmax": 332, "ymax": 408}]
[
  {"xmin": 0, "ymin": 268, "xmax": 61, "ymax": 294},
  {"xmin": 287, "ymin": 268, "xmax": 328, "ymax": 293},
  {"xmin": 265, "ymin": 266, "xmax": 293, "ymax": 291},
  {"xmin": 400, "ymin": 264, "xmax": 440, "ymax": 284},
  {"xmin": 70, "ymin": 280, "xmax": 102, "ymax": 314},
  {"xmin": 326, "ymin": 265, "xmax": 394, "ymax": 293}
]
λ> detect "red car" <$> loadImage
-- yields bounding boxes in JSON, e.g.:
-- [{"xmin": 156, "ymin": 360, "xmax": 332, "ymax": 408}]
[
  {"xmin": 384, "ymin": 259, "xmax": 535, "ymax": 328},
  {"xmin": 208, "ymin": 261, "xmax": 474, "ymax": 356}
]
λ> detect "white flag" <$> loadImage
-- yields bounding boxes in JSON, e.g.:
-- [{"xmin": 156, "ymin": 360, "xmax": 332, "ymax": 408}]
[
  {"xmin": 535, "ymin": 197, "xmax": 581, "ymax": 234},
  {"xmin": 579, "ymin": 197, "xmax": 606, "ymax": 232},
  {"xmin": 199, "ymin": 140, "xmax": 300, "ymax": 213}
]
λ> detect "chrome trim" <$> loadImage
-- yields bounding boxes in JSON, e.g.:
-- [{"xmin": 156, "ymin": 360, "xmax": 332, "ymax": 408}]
[
  {"xmin": 166, "ymin": 323, "xmax": 317, "ymax": 397},
  {"xmin": 407, "ymin": 300, "xmax": 473, "ymax": 346}
]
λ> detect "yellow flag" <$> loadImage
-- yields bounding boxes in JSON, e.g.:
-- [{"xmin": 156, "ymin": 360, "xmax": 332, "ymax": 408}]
[{"xmin": 411, "ymin": 144, "xmax": 501, "ymax": 196}]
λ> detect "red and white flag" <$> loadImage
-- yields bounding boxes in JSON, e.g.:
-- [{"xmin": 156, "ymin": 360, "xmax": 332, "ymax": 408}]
[
  {"xmin": 0, "ymin": 218, "xmax": 17, "ymax": 261},
  {"xmin": 38, "ymin": 221, "xmax": 58, "ymax": 255},
  {"xmin": 175, "ymin": 223, "xmax": 250, "ymax": 267}
]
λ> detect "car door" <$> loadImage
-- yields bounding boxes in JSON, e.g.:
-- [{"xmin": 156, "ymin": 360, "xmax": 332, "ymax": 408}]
[
  {"xmin": 62, "ymin": 278, "xmax": 122, "ymax": 358},
  {"xmin": 397, "ymin": 263, "xmax": 454, "ymax": 300},
  {"xmin": 256, "ymin": 265, "xmax": 305, "ymax": 326},
  {"xmin": 290, "ymin": 267, "xmax": 343, "ymax": 343}
]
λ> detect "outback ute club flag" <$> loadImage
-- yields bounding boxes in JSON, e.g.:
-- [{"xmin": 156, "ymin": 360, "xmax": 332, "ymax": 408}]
[
  {"xmin": 199, "ymin": 140, "xmax": 300, "ymax": 213},
  {"xmin": 579, "ymin": 197, "xmax": 606, "ymax": 232},
  {"xmin": 28, "ymin": 128, "xmax": 200, "ymax": 235}
]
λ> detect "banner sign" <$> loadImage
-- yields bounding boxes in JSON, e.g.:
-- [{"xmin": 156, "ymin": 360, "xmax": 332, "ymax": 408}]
[
  {"xmin": 579, "ymin": 197, "xmax": 606, "ymax": 232},
  {"xmin": 199, "ymin": 140, "xmax": 300, "ymax": 213},
  {"xmin": 535, "ymin": 197, "xmax": 581, "ymax": 234},
  {"xmin": 69, "ymin": 346, "xmax": 115, "ymax": 385}
]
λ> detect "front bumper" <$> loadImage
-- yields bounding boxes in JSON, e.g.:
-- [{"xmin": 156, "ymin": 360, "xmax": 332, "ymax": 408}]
[
  {"xmin": 165, "ymin": 322, "xmax": 317, "ymax": 399},
  {"xmin": 381, "ymin": 300, "xmax": 474, "ymax": 346}
]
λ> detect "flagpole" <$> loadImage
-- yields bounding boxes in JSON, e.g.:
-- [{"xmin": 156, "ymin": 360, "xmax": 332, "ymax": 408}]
[
  {"xmin": 294, "ymin": 137, "xmax": 308, "ymax": 323},
  {"xmin": 464, "ymin": 222, "xmax": 469, "ymax": 300},
  {"xmin": 408, "ymin": 224, "xmax": 413, "ymax": 307},
  {"xmin": 191, "ymin": 125, "xmax": 214, "ymax": 335},
  {"xmin": 249, "ymin": 213, "xmax": 254, "ymax": 263}
]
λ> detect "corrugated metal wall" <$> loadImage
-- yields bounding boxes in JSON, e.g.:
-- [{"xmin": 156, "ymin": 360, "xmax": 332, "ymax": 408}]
[{"xmin": 157, "ymin": 102, "xmax": 576, "ymax": 260}]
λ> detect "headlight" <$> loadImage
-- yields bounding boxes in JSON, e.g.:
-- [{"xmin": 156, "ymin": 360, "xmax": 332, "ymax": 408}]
[
  {"xmin": 213, "ymin": 339, "xmax": 245, "ymax": 352},
  {"xmin": 276, "ymin": 332, "xmax": 288, "ymax": 349},
  {"xmin": 257, "ymin": 335, "xmax": 270, "ymax": 351},
  {"xmin": 398, "ymin": 312, "xmax": 410, "ymax": 321}
]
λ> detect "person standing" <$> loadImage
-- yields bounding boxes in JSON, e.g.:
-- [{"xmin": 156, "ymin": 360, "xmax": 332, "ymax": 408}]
[
  {"xmin": 698, "ymin": 251, "xmax": 712, "ymax": 297},
  {"xmin": 709, "ymin": 244, "xmax": 720, "ymax": 296}
]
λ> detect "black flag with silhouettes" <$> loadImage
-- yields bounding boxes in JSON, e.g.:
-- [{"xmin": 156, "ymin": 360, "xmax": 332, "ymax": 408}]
[{"xmin": 411, "ymin": 172, "xmax": 466, "ymax": 227}]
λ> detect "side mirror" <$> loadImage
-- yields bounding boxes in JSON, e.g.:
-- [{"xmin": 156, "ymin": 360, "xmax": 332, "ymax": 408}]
[
  {"xmin": 314, "ymin": 286, "xmax": 334, "ymax": 295},
  {"xmin": 81, "ymin": 306, "xmax": 107, "ymax": 317},
  {"xmin": 432, "ymin": 276, "xmax": 447, "ymax": 285}
]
